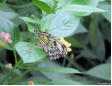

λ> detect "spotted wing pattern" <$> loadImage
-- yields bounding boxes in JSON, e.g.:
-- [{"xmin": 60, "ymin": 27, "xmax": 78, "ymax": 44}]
[{"xmin": 34, "ymin": 29, "xmax": 68, "ymax": 60}]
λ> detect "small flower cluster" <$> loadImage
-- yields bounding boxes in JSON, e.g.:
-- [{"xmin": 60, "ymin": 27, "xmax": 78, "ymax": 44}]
[
  {"xmin": 28, "ymin": 81, "xmax": 34, "ymax": 85},
  {"xmin": 60, "ymin": 38, "xmax": 72, "ymax": 52},
  {"xmin": 0, "ymin": 32, "xmax": 12, "ymax": 47},
  {"xmin": 45, "ymin": 26, "xmax": 50, "ymax": 32},
  {"xmin": 5, "ymin": 63, "xmax": 13, "ymax": 69}
]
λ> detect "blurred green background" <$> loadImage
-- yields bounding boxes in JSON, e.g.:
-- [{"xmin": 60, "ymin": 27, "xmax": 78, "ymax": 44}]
[{"xmin": 0, "ymin": 0, "xmax": 111, "ymax": 85}]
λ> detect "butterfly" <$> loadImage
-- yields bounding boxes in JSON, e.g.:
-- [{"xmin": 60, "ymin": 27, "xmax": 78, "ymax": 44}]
[{"xmin": 34, "ymin": 29, "xmax": 68, "ymax": 60}]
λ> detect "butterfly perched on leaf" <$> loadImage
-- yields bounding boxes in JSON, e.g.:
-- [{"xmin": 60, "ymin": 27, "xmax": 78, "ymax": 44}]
[{"xmin": 34, "ymin": 29, "xmax": 68, "ymax": 60}]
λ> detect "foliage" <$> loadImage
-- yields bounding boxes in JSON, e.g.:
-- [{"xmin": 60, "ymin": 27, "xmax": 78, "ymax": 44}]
[{"xmin": 0, "ymin": 0, "xmax": 111, "ymax": 85}]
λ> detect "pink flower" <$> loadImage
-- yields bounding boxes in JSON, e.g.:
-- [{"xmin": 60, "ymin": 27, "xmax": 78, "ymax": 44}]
[
  {"xmin": 37, "ymin": 43, "xmax": 43, "ymax": 48},
  {"xmin": 7, "ymin": 39, "xmax": 12, "ymax": 43},
  {"xmin": 1, "ymin": 32, "xmax": 12, "ymax": 43},
  {"xmin": 1, "ymin": 32, "xmax": 5, "ymax": 38}
]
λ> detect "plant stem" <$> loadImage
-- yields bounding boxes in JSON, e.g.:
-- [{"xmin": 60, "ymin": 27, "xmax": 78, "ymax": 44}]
[
  {"xmin": 62, "ymin": 57, "xmax": 66, "ymax": 67},
  {"xmin": 13, "ymin": 49, "xmax": 17, "ymax": 65},
  {"xmin": 66, "ymin": 55, "xmax": 74, "ymax": 67},
  {"xmin": 0, "ymin": 66, "xmax": 16, "ymax": 84},
  {"xmin": 18, "ymin": 66, "xmax": 32, "ymax": 69},
  {"xmin": 9, "ymin": 68, "xmax": 31, "ymax": 84},
  {"xmin": 0, "ymin": 58, "xmax": 23, "ymax": 84}
]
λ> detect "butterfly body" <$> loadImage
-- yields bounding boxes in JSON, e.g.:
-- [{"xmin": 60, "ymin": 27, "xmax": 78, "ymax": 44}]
[{"xmin": 34, "ymin": 29, "xmax": 68, "ymax": 60}]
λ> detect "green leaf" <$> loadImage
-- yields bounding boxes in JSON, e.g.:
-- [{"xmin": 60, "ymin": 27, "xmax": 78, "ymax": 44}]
[
  {"xmin": 79, "ymin": 47, "xmax": 98, "ymax": 59},
  {"xmin": 13, "ymin": 69, "xmax": 22, "ymax": 75},
  {"xmin": 63, "ymin": 4, "xmax": 105, "ymax": 12},
  {"xmin": 41, "ymin": 11, "xmax": 80, "ymax": 38},
  {"xmin": 0, "ymin": 74, "xmax": 5, "ymax": 82},
  {"xmin": 106, "ymin": 56, "xmax": 111, "ymax": 63},
  {"xmin": 0, "ymin": 10, "xmax": 17, "ymax": 20},
  {"xmin": 0, "ymin": 74, "xmax": 8, "ymax": 85},
  {"xmin": 0, "ymin": 17, "xmax": 14, "ymax": 34},
  {"xmin": 27, "ymin": 23, "xmax": 35, "ymax": 33},
  {"xmin": 27, "ymin": 72, "xmax": 51, "ymax": 82},
  {"xmin": 50, "ymin": 79, "xmax": 82, "ymax": 85},
  {"xmin": 37, "ymin": 60, "xmax": 81, "ymax": 81},
  {"xmin": 79, "ymin": 33, "xmax": 105, "ymax": 61},
  {"xmin": 58, "ymin": 0, "xmax": 104, "ymax": 16},
  {"xmin": 32, "ymin": 0, "xmax": 54, "ymax": 14},
  {"xmin": 88, "ymin": 15, "xmax": 98, "ymax": 47},
  {"xmin": 0, "ymin": 50, "xmax": 6, "ymax": 60},
  {"xmin": 91, "ymin": 32, "xmax": 105, "ymax": 61},
  {"xmin": 19, "ymin": 17, "xmax": 40, "ymax": 24},
  {"xmin": 100, "ymin": 18, "xmax": 110, "ymax": 42},
  {"xmin": 14, "ymin": 42, "xmax": 46, "ymax": 63},
  {"xmin": 11, "ymin": 28, "xmax": 20, "ymax": 46},
  {"xmin": 0, "ymin": 3, "xmax": 7, "ymax": 8},
  {"xmin": 28, "ymin": 72, "xmax": 51, "ymax": 84},
  {"xmin": 75, "ymin": 23, "xmax": 88, "ymax": 34},
  {"xmin": 72, "ymin": 0, "xmax": 103, "ymax": 6},
  {"xmin": 34, "ymin": 67, "xmax": 81, "ymax": 73},
  {"xmin": 98, "ymin": 2, "xmax": 111, "ymax": 22},
  {"xmin": 40, "ymin": 0, "xmax": 55, "ymax": 8},
  {"xmin": 58, "ymin": 0, "xmax": 104, "ymax": 7},
  {"xmin": 72, "ymin": 0, "xmax": 91, "ymax": 5},
  {"xmin": 86, "ymin": 63, "xmax": 111, "ymax": 80},
  {"xmin": 65, "ymin": 36, "xmax": 83, "ymax": 48}
]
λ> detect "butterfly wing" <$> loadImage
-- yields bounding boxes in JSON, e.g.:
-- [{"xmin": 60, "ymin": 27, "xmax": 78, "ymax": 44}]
[
  {"xmin": 36, "ymin": 31, "xmax": 68, "ymax": 60},
  {"xmin": 45, "ymin": 39, "xmax": 67, "ymax": 60}
]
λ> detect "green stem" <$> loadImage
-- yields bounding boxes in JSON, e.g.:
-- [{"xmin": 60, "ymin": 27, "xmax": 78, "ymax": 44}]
[
  {"xmin": 18, "ymin": 66, "xmax": 32, "ymax": 69},
  {"xmin": 0, "ymin": 58, "xmax": 24, "ymax": 84},
  {"xmin": 9, "ymin": 59, "xmax": 48, "ymax": 84},
  {"xmin": 9, "ymin": 68, "xmax": 31, "ymax": 84},
  {"xmin": 0, "ymin": 57, "xmax": 48, "ymax": 84},
  {"xmin": 66, "ymin": 57, "xmax": 73, "ymax": 67},
  {"xmin": 62, "ymin": 57, "xmax": 66, "ymax": 67},
  {"xmin": 13, "ymin": 49, "xmax": 17, "ymax": 65},
  {"xmin": 0, "ymin": 66, "xmax": 16, "ymax": 84}
]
